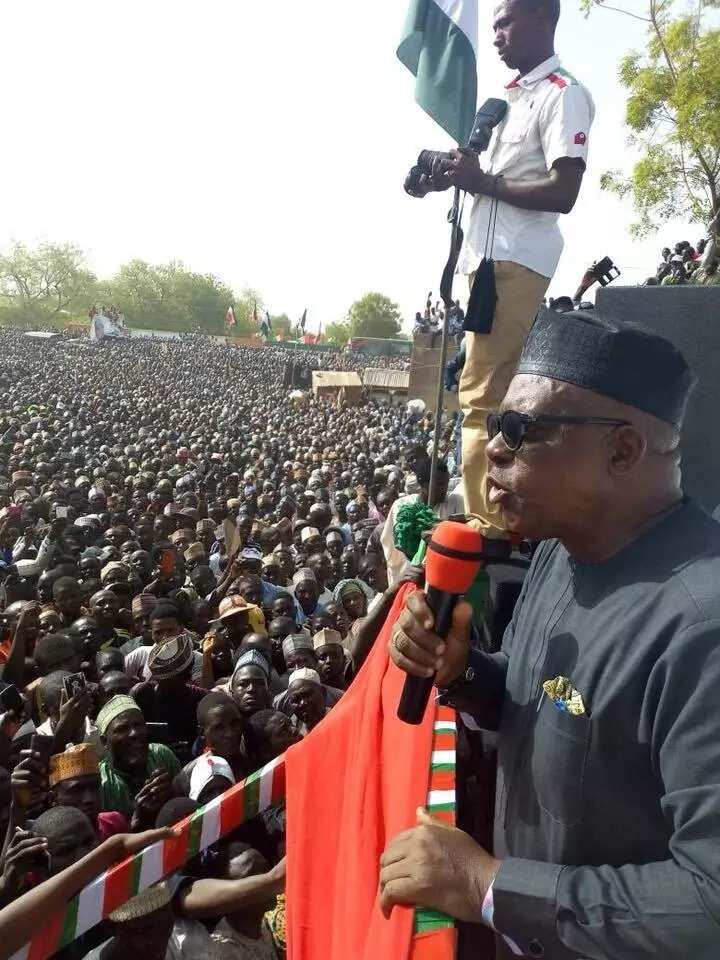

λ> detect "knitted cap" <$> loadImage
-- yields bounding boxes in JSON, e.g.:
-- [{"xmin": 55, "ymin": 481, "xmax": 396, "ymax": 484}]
[
  {"xmin": 184, "ymin": 542, "xmax": 206, "ymax": 563},
  {"xmin": 109, "ymin": 882, "xmax": 172, "ymax": 922},
  {"xmin": 100, "ymin": 561, "xmax": 128, "ymax": 584},
  {"xmin": 131, "ymin": 593, "xmax": 158, "ymax": 617},
  {"xmin": 96, "ymin": 695, "xmax": 140, "ymax": 735},
  {"xmin": 147, "ymin": 633, "xmax": 195, "ymax": 680},
  {"xmin": 233, "ymin": 648, "xmax": 271, "ymax": 677},
  {"xmin": 282, "ymin": 632, "xmax": 313, "ymax": 659},
  {"xmin": 292, "ymin": 568, "xmax": 316, "ymax": 587},
  {"xmin": 288, "ymin": 667, "xmax": 321, "ymax": 687},
  {"xmin": 49, "ymin": 743, "xmax": 99, "ymax": 787},
  {"xmin": 517, "ymin": 310, "xmax": 696, "ymax": 428},
  {"xmin": 313, "ymin": 628, "xmax": 343, "ymax": 651},
  {"xmin": 333, "ymin": 578, "xmax": 367, "ymax": 602},
  {"xmin": 300, "ymin": 526, "xmax": 320, "ymax": 543}
]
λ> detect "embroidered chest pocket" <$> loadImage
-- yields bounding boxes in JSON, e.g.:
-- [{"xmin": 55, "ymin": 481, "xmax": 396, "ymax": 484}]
[{"xmin": 531, "ymin": 693, "xmax": 591, "ymax": 828}]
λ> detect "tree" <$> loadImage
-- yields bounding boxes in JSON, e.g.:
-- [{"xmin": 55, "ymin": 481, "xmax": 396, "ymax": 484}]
[
  {"xmin": 325, "ymin": 321, "xmax": 351, "ymax": 345},
  {"xmin": 233, "ymin": 288, "xmax": 265, "ymax": 334},
  {"xmin": 346, "ymin": 292, "xmax": 403, "ymax": 339},
  {"xmin": 0, "ymin": 242, "xmax": 97, "ymax": 324},
  {"xmin": 105, "ymin": 261, "xmax": 257, "ymax": 333},
  {"xmin": 582, "ymin": 0, "xmax": 720, "ymax": 235},
  {"xmin": 269, "ymin": 313, "xmax": 292, "ymax": 339}
]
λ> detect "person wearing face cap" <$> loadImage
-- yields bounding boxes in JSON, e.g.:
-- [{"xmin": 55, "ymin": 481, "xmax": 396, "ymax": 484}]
[
  {"xmin": 385, "ymin": 310, "xmax": 720, "ymax": 960},
  {"xmin": 229, "ymin": 651, "xmax": 273, "ymax": 719},
  {"xmin": 312, "ymin": 627, "xmax": 347, "ymax": 690},
  {"xmin": 272, "ymin": 633, "xmax": 344, "ymax": 716},
  {"xmin": 291, "ymin": 568, "xmax": 325, "ymax": 620},
  {"xmin": 285, "ymin": 667, "xmax": 327, "ymax": 736},
  {"xmin": 130, "ymin": 633, "xmax": 209, "ymax": 751}
]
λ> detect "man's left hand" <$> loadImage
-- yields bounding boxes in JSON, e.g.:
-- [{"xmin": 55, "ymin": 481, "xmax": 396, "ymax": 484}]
[
  {"xmin": 379, "ymin": 808, "xmax": 500, "ymax": 922},
  {"xmin": 434, "ymin": 150, "xmax": 491, "ymax": 195}
]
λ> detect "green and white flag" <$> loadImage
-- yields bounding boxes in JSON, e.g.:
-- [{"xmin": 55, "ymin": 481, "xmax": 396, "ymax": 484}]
[{"xmin": 397, "ymin": 0, "xmax": 478, "ymax": 145}]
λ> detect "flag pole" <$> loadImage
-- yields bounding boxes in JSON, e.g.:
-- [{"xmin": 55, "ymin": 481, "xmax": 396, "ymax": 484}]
[{"xmin": 428, "ymin": 186, "xmax": 461, "ymax": 506}]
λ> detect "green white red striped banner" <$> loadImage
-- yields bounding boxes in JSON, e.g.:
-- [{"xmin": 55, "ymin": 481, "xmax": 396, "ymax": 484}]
[
  {"xmin": 12, "ymin": 704, "xmax": 459, "ymax": 958},
  {"xmin": 11, "ymin": 755, "xmax": 285, "ymax": 960},
  {"xmin": 415, "ymin": 705, "xmax": 457, "ymax": 935}
]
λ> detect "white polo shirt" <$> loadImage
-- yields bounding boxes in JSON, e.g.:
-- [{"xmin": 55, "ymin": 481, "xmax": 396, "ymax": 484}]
[{"xmin": 457, "ymin": 55, "xmax": 595, "ymax": 280}]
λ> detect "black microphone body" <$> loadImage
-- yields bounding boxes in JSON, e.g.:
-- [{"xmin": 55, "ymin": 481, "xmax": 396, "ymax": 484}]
[{"xmin": 397, "ymin": 585, "xmax": 459, "ymax": 725}]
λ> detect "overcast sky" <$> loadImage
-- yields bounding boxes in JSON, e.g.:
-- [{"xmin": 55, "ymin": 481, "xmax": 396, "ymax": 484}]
[{"xmin": 0, "ymin": 1, "xmax": 704, "ymax": 332}]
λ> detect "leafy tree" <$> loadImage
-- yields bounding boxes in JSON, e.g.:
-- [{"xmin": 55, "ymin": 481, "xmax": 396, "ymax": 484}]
[
  {"xmin": 0, "ymin": 242, "xmax": 97, "ymax": 324},
  {"xmin": 325, "ymin": 321, "xmax": 351, "ymax": 345},
  {"xmin": 105, "ymin": 261, "xmax": 258, "ymax": 333},
  {"xmin": 269, "ymin": 313, "xmax": 292, "ymax": 339},
  {"xmin": 581, "ymin": 0, "xmax": 720, "ymax": 234},
  {"xmin": 233, "ymin": 288, "xmax": 264, "ymax": 334},
  {"xmin": 346, "ymin": 292, "xmax": 402, "ymax": 339}
]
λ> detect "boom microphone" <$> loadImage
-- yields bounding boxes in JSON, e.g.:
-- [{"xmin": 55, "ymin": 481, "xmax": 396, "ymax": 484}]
[{"xmin": 397, "ymin": 521, "xmax": 485, "ymax": 725}]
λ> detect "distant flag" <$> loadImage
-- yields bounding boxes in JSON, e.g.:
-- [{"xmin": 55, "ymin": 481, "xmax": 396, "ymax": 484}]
[
  {"xmin": 253, "ymin": 301, "xmax": 259, "ymax": 328},
  {"xmin": 265, "ymin": 309, "xmax": 273, "ymax": 332},
  {"xmin": 316, "ymin": 323, "xmax": 322, "ymax": 344},
  {"xmin": 300, "ymin": 308, "xmax": 307, "ymax": 331},
  {"xmin": 397, "ymin": 0, "xmax": 478, "ymax": 145},
  {"xmin": 225, "ymin": 305, "xmax": 237, "ymax": 328}
]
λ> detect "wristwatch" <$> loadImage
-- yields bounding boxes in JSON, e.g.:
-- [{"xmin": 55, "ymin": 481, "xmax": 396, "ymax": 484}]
[{"xmin": 437, "ymin": 654, "xmax": 476, "ymax": 701}]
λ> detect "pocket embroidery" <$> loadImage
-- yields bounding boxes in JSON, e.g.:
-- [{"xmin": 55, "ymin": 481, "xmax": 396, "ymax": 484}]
[{"xmin": 542, "ymin": 675, "xmax": 586, "ymax": 716}]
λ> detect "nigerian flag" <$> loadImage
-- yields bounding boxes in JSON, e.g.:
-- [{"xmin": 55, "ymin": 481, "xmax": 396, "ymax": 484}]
[{"xmin": 397, "ymin": 0, "xmax": 478, "ymax": 145}]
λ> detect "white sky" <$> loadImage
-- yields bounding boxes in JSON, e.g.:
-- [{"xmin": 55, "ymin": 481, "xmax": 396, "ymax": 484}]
[{"xmin": 0, "ymin": 1, "xmax": 704, "ymax": 333}]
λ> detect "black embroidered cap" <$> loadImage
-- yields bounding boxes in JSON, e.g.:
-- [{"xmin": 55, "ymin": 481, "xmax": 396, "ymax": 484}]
[{"xmin": 517, "ymin": 311, "xmax": 697, "ymax": 428}]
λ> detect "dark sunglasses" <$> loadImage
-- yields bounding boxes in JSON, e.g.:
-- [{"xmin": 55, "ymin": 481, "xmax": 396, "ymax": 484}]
[{"xmin": 487, "ymin": 410, "xmax": 631, "ymax": 452}]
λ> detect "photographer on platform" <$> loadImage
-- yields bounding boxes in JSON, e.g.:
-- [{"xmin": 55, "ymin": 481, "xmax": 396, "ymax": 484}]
[{"xmin": 412, "ymin": 0, "xmax": 594, "ymax": 537}]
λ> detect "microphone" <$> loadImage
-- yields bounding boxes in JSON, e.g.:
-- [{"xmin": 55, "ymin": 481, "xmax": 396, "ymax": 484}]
[
  {"xmin": 466, "ymin": 98, "xmax": 508, "ymax": 153},
  {"xmin": 397, "ymin": 521, "xmax": 485, "ymax": 725}
]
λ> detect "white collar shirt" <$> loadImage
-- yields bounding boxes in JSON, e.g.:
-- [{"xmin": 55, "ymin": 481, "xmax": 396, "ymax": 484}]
[{"xmin": 457, "ymin": 55, "xmax": 595, "ymax": 280}]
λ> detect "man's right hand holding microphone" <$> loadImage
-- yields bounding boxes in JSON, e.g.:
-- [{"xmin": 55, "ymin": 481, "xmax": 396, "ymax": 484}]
[{"xmin": 389, "ymin": 591, "xmax": 474, "ymax": 689}]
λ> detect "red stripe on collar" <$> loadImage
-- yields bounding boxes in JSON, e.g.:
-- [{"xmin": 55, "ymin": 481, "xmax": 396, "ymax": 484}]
[{"xmin": 547, "ymin": 72, "xmax": 568, "ymax": 89}]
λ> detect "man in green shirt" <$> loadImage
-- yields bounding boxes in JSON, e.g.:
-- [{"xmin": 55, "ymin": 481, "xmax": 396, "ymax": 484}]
[{"xmin": 97, "ymin": 695, "xmax": 180, "ymax": 827}]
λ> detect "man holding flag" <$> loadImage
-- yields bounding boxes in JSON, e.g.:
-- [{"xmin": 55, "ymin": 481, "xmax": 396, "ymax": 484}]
[{"xmin": 398, "ymin": 0, "xmax": 594, "ymax": 540}]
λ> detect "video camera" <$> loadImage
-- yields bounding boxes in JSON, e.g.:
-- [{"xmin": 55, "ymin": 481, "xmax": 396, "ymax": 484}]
[
  {"xmin": 404, "ymin": 98, "xmax": 508, "ymax": 197},
  {"xmin": 573, "ymin": 256, "xmax": 621, "ymax": 303}
]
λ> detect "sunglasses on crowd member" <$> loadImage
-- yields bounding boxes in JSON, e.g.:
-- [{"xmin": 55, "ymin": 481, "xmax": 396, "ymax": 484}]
[{"xmin": 487, "ymin": 410, "xmax": 631, "ymax": 452}]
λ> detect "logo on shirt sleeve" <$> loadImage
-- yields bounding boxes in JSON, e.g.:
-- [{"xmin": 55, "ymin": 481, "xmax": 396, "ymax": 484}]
[{"xmin": 574, "ymin": 132, "xmax": 587, "ymax": 145}]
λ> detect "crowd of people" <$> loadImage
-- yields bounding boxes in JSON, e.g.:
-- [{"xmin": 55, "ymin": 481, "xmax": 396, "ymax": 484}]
[
  {"xmin": 0, "ymin": 327, "xmax": 448, "ymax": 959},
  {"xmin": 647, "ymin": 219, "xmax": 720, "ymax": 287},
  {"xmin": 412, "ymin": 292, "xmax": 465, "ymax": 342},
  {"xmin": 260, "ymin": 343, "xmax": 410, "ymax": 373}
]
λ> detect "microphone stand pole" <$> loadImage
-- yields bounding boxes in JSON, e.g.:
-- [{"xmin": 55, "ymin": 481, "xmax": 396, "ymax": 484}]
[{"xmin": 428, "ymin": 185, "xmax": 462, "ymax": 506}]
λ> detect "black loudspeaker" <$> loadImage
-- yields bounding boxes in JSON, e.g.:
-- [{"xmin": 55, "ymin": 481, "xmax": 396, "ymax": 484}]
[{"xmin": 596, "ymin": 285, "xmax": 720, "ymax": 514}]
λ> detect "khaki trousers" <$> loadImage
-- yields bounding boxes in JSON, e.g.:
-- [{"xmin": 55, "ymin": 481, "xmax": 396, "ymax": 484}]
[{"xmin": 459, "ymin": 260, "xmax": 550, "ymax": 536}]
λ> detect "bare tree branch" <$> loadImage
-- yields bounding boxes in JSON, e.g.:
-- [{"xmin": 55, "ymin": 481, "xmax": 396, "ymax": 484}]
[{"xmin": 592, "ymin": 1, "xmax": 651, "ymax": 21}]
